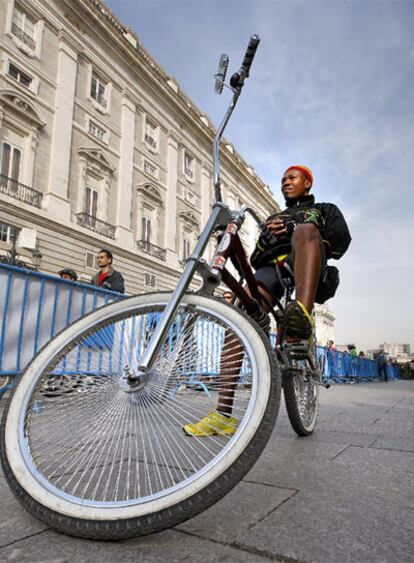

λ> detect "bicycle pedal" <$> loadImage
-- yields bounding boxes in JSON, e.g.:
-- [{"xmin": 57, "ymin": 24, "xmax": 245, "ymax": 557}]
[{"xmin": 284, "ymin": 342, "xmax": 310, "ymax": 360}]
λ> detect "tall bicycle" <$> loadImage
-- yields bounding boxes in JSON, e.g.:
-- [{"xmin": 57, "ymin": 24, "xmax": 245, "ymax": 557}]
[{"xmin": 0, "ymin": 35, "xmax": 325, "ymax": 540}]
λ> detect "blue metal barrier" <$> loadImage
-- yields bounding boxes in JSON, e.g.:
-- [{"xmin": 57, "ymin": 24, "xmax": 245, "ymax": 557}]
[
  {"xmin": 0, "ymin": 263, "xmax": 400, "ymax": 398},
  {"xmin": 317, "ymin": 347, "xmax": 400, "ymax": 383},
  {"xmin": 0, "ymin": 264, "xmax": 124, "ymax": 396}
]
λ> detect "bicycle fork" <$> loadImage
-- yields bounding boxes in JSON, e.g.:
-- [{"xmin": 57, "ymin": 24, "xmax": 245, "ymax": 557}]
[{"xmin": 123, "ymin": 203, "xmax": 232, "ymax": 388}]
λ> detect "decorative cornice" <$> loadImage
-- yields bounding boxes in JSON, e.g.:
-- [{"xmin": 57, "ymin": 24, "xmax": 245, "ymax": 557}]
[
  {"xmin": 77, "ymin": 147, "xmax": 115, "ymax": 173},
  {"xmin": 0, "ymin": 90, "xmax": 46, "ymax": 128},
  {"xmin": 87, "ymin": 0, "xmax": 128, "ymax": 34},
  {"xmin": 179, "ymin": 211, "xmax": 199, "ymax": 229},
  {"xmin": 137, "ymin": 182, "xmax": 163, "ymax": 204}
]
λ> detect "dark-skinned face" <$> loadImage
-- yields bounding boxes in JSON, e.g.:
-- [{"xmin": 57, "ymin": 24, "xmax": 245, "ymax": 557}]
[{"xmin": 281, "ymin": 169, "xmax": 311, "ymax": 200}]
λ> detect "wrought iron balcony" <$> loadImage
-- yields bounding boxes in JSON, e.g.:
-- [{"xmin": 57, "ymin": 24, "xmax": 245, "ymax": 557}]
[
  {"xmin": 0, "ymin": 175, "xmax": 43, "ymax": 208},
  {"xmin": 11, "ymin": 23, "xmax": 36, "ymax": 50},
  {"xmin": 137, "ymin": 240, "xmax": 166, "ymax": 261},
  {"xmin": 76, "ymin": 212, "xmax": 115, "ymax": 239}
]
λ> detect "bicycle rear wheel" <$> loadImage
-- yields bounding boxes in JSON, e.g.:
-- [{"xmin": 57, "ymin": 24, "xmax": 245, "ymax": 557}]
[
  {"xmin": 282, "ymin": 342, "xmax": 320, "ymax": 436},
  {"xmin": 1, "ymin": 292, "xmax": 280, "ymax": 540}
]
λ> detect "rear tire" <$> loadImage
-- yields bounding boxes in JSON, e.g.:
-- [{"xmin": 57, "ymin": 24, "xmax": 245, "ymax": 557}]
[
  {"xmin": 282, "ymin": 342, "xmax": 320, "ymax": 436},
  {"xmin": 1, "ymin": 292, "xmax": 280, "ymax": 539}
]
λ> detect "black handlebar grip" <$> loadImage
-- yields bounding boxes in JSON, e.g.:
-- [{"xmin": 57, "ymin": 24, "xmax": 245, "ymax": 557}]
[{"xmin": 241, "ymin": 34, "xmax": 260, "ymax": 78}]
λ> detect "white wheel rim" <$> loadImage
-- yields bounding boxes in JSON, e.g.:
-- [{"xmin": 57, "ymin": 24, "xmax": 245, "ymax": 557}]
[{"xmin": 5, "ymin": 294, "xmax": 272, "ymax": 520}]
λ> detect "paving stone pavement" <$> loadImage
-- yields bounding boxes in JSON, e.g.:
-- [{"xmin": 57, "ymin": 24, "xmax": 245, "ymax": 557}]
[{"xmin": 0, "ymin": 380, "xmax": 413, "ymax": 562}]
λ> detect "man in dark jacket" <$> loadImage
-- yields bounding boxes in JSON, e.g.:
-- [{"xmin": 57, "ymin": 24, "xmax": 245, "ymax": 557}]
[
  {"xmin": 92, "ymin": 249, "xmax": 125, "ymax": 293},
  {"xmin": 183, "ymin": 165, "xmax": 351, "ymax": 438},
  {"xmin": 251, "ymin": 164, "xmax": 351, "ymax": 340}
]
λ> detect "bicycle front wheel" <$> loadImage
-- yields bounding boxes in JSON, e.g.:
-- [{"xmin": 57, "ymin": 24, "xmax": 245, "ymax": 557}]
[
  {"xmin": 1, "ymin": 292, "xmax": 280, "ymax": 540},
  {"xmin": 0, "ymin": 376, "xmax": 10, "ymax": 397}
]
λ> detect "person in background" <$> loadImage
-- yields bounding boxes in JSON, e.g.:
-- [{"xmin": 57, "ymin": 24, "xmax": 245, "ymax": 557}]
[
  {"xmin": 92, "ymin": 249, "xmax": 125, "ymax": 293},
  {"xmin": 358, "ymin": 351, "xmax": 365, "ymax": 358},
  {"xmin": 348, "ymin": 344, "xmax": 357, "ymax": 357},
  {"xmin": 222, "ymin": 290, "xmax": 234, "ymax": 304},
  {"xmin": 376, "ymin": 352, "xmax": 387, "ymax": 382},
  {"xmin": 327, "ymin": 339, "xmax": 336, "ymax": 351},
  {"xmin": 58, "ymin": 268, "xmax": 78, "ymax": 281}
]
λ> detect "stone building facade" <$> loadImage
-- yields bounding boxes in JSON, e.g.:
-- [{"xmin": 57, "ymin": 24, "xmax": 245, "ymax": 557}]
[
  {"xmin": 0, "ymin": 0, "xmax": 278, "ymax": 293},
  {"xmin": 314, "ymin": 303, "xmax": 335, "ymax": 347}
]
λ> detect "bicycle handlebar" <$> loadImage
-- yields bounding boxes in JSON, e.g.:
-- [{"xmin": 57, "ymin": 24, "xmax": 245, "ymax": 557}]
[
  {"xmin": 230, "ymin": 34, "xmax": 260, "ymax": 89},
  {"xmin": 213, "ymin": 34, "xmax": 260, "ymax": 202},
  {"xmin": 241, "ymin": 34, "xmax": 260, "ymax": 79}
]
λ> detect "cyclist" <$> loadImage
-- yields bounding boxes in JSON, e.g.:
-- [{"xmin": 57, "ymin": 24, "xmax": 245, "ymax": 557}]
[{"xmin": 183, "ymin": 164, "xmax": 351, "ymax": 437}]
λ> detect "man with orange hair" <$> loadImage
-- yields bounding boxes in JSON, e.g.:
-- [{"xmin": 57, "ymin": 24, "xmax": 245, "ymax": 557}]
[{"xmin": 251, "ymin": 165, "xmax": 351, "ymax": 339}]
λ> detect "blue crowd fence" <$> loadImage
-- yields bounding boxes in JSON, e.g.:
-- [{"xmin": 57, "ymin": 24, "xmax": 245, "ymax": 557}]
[
  {"xmin": 0, "ymin": 263, "xmax": 399, "ymax": 397},
  {"xmin": 0, "ymin": 263, "xmax": 124, "ymax": 395},
  {"xmin": 316, "ymin": 347, "xmax": 400, "ymax": 383}
]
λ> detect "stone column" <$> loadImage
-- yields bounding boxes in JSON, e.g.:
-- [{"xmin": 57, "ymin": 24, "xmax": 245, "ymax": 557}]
[
  {"xmin": 164, "ymin": 133, "xmax": 178, "ymax": 266},
  {"xmin": 44, "ymin": 31, "xmax": 77, "ymax": 222},
  {"xmin": 25, "ymin": 128, "xmax": 39, "ymax": 188},
  {"xmin": 115, "ymin": 92, "xmax": 135, "ymax": 248}
]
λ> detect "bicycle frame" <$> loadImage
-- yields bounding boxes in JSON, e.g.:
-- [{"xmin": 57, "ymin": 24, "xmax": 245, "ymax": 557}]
[{"xmin": 134, "ymin": 36, "xmax": 262, "ymax": 382}]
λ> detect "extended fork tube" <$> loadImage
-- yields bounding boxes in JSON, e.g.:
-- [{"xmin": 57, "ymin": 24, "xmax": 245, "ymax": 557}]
[
  {"xmin": 213, "ymin": 93, "xmax": 240, "ymax": 202},
  {"xmin": 137, "ymin": 204, "xmax": 229, "ymax": 374}
]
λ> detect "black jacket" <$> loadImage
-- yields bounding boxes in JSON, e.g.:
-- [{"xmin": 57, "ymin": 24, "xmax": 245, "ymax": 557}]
[
  {"xmin": 92, "ymin": 267, "xmax": 125, "ymax": 293},
  {"xmin": 251, "ymin": 195, "xmax": 351, "ymax": 270}
]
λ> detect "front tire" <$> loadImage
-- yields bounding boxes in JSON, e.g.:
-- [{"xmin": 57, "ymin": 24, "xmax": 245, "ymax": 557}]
[{"xmin": 1, "ymin": 292, "xmax": 280, "ymax": 539}]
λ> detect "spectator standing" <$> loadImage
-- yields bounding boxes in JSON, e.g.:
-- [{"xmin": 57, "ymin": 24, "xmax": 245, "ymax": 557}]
[
  {"xmin": 348, "ymin": 344, "xmax": 357, "ymax": 357},
  {"xmin": 376, "ymin": 352, "xmax": 387, "ymax": 382},
  {"xmin": 327, "ymin": 339, "xmax": 336, "ymax": 351},
  {"xmin": 59, "ymin": 268, "xmax": 78, "ymax": 281},
  {"xmin": 92, "ymin": 249, "xmax": 125, "ymax": 293}
]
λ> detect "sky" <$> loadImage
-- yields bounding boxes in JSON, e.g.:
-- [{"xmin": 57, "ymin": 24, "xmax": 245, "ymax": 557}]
[{"xmin": 106, "ymin": 0, "xmax": 414, "ymax": 351}]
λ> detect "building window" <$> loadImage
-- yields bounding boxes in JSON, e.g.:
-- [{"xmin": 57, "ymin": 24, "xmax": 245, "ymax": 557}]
[
  {"xmin": 1, "ymin": 142, "xmax": 21, "ymax": 182},
  {"xmin": 0, "ymin": 221, "xmax": 20, "ymax": 243},
  {"xmin": 184, "ymin": 153, "xmax": 194, "ymax": 179},
  {"xmin": 144, "ymin": 272, "xmax": 156, "ymax": 288},
  {"xmin": 143, "ymin": 160, "xmax": 157, "ymax": 177},
  {"xmin": 183, "ymin": 238, "xmax": 191, "ymax": 261},
  {"xmin": 88, "ymin": 120, "xmax": 106, "ymax": 142},
  {"xmin": 7, "ymin": 62, "xmax": 32, "ymax": 89},
  {"xmin": 144, "ymin": 120, "xmax": 157, "ymax": 150},
  {"xmin": 85, "ymin": 186, "xmax": 98, "ymax": 219},
  {"xmin": 12, "ymin": 5, "xmax": 36, "ymax": 50},
  {"xmin": 85, "ymin": 250, "xmax": 95, "ymax": 269},
  {"xmin": 142, "ymin": 216, "xmax": 152, "ymax": 243},
  {"xmin": 90, "ymin": 73, "xmax": 107, "ymax": 108}
]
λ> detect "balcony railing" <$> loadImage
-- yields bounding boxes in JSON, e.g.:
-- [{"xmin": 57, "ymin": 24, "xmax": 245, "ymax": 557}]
[
  {"xmin": 137, "ymin": 240, "xmax": 166, "ymax": 261},
  {"xmin": 0, "ymin": 175, "xmax": 43, "ymax": 208},
  {"xmin": 76, "ymin": 212, "xmax": 115, "ymax": 239},
  {"xmin": 11, "ymin": 23, "xmax": 36, "ymax": 50}
]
